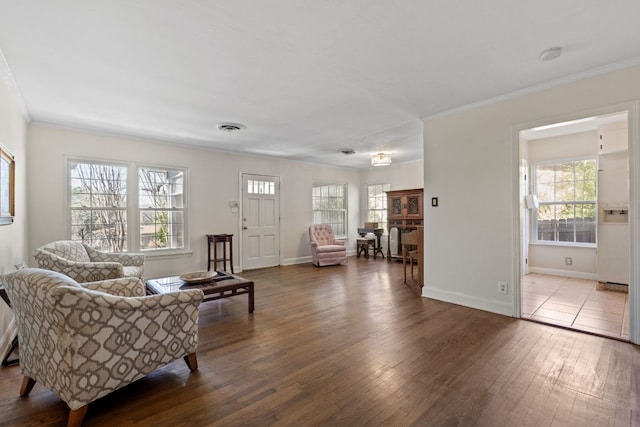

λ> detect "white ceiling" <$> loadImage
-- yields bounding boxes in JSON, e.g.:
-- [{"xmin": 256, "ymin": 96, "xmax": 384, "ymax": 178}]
[{"xmin": 1, "ymin": 1, "xmax": 640, "ymax": 168}]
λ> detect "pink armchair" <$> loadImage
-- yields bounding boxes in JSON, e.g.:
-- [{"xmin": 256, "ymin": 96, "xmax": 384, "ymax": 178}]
[{"xmin": 309, "ymin": 224, "xmax": 347, "ymax": 266}]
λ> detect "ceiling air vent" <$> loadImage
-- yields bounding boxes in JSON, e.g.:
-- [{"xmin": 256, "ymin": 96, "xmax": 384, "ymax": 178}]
[
  {"xmin": 339, "ymin": 148, "xmax": 356, "ymax": 155},
  {"xmin": 217, "ymin": 122, "xmax": 246, "ymax": 133}
]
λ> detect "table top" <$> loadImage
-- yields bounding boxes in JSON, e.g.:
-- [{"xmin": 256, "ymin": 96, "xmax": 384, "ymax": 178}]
[{"xmin": 146, "ymin": 271, "xmax": 252, "ymax": 294}]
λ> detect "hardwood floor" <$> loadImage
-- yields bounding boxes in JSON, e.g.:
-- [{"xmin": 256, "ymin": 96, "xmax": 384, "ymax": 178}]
[{"xmin": 1, "ymin": 258, "xmax": 638, "ymax": 426}]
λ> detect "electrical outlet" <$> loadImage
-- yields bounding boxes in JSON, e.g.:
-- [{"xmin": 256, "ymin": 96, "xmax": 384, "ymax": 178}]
[
  {"xmin": 565, "ymin": 257, "xmax": 572, "ymax": 266},
  {"xmin": 498, "ymin": 281, "xmax": 508, "ymax": 295}
]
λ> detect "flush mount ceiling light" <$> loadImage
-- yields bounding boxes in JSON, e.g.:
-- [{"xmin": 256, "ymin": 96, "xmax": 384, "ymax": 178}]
[
  {"xmin": 539, "ymin": 46, "xmax": 562, "ymax": 61},
  {"xmin": 371, "ymin": 153, "xmax": 391, "ymax": 166},
  {"xmin": 216, "ymin": 122, "xmax": 246, "ymax": 133}
]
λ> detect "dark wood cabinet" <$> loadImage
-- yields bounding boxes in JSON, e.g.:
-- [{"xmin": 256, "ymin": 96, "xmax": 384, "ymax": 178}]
[{"xmin": 386, "ymin": 188, "xmax": 424, "ymax": 261}]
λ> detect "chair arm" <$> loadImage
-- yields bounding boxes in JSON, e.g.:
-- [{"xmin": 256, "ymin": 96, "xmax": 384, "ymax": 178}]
[
  {"xmin": 81, "ymin": 277, "xmax": 146, "ymax": 297},
  {"xmin": 84, "ymin": 246, "xmax": 145, "ymax": 266},
  {"xmin": 54, "ymin": 286, "xmax": 204, "ymax": 313},
  {"xmin": 310, "ymin": 242, "xmax": 319, "ymax": 249}
]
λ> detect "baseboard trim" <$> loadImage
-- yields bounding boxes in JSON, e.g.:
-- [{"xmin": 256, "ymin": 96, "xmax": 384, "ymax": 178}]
[
  {"xmin": 527, "ymin": 267, "xmax": 597, "ymax": 281},
  {"xmin": 421, "ymin": 285, "xmax": 514, "ymax": 317}
]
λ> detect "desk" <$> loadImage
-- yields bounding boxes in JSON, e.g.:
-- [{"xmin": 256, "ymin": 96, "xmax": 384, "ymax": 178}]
[{"xmin": 357, "ymin": 227, "xmax": 384, "ymax": 258}]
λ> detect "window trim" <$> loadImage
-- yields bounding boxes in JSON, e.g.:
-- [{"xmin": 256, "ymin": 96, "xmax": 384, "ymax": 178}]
[
  {"xmin": 532, "ymin": 156, "xmax": 597, "ymax": 247},
  {"xmin": 312, "ymin": 180, "xmax": 348, "ymax": 238},
  {"xmin": 65, "ymin": 157, "xmax": 190, "ymax": 255}
]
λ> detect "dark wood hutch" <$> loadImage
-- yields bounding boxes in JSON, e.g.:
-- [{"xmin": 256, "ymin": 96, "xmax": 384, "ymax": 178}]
[{"xmin": 386, "ymin": 188, "xmax": 424, "ymax": 261}]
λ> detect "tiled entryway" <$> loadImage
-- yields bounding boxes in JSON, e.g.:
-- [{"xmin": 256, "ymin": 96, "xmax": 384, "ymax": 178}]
[{"xmin": 521, "ymin": 273, "xmax": 629, "ymax": 340}]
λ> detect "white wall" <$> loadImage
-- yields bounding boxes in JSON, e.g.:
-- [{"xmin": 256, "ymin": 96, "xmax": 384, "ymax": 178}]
[
  {"xmin": 422, "ymin": 65, "xmax": 640, "ymax": 326},
  {"xmin": 526, "ymin": 130, "xmax": 598, "ymax": 278},
  {"xmin": 27, "ymin": 125, "xmax": 362, "ymax": 278},
  {"xmin": 0, "ymin": 73, "xmax": 28, "ymax": 359}
]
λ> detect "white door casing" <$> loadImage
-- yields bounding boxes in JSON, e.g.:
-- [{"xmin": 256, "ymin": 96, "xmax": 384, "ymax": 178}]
[{"xmin": 242, "ymin": 174, "xmax": 280, "ymax": 270}]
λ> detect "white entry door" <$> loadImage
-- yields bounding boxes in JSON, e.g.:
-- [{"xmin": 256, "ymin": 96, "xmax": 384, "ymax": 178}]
[{"xmin": 242, "ymin": 174, "xmax": 280, "ymax": 270}]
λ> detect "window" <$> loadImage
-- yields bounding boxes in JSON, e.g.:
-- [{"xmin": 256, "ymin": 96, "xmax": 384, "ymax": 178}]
[
  {"xmin": 367, "ymin": 183, "xmax": 390, "ymax": 233},
  {"xmin": 534, "ymin": 158, "xmax": 596, "ymax": 244},
  {"xmin": 312, "ymin": 182, "xmax": 347, "ymax": 237},
  {"xmin": 0, "ymin": 145, "xmax": 15, "ymax": 225},
  {"xmin": 69, "ymin": 159, "xmax": 187, "ymax": 253},
  {"xmin": 139, "ymin": 167, "xmax": 185, "ymax": 251}
]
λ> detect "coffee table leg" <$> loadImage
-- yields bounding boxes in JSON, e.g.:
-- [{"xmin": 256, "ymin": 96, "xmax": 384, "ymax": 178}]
[{"xmin": 248, "ymin": 283, "xmax": 254, "ymax": 313}]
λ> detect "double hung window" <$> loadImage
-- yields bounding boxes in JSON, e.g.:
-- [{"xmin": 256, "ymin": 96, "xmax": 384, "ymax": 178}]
[
  {"xmin": 533, "ymin": 158, "xmax": 596, "ymax": 244},
  {"xmin": 312, "ymin": 182, "xmax": 347, "ymax": 237}
]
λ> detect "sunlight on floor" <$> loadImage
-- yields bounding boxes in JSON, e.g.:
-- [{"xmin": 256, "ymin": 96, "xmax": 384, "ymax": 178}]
[{"xmin": 521, "ymin": 273, "xmax": 629, "ymax": 340}]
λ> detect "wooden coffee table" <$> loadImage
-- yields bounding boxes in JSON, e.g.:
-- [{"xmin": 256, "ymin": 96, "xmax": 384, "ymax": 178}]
[{"xmin": 146, "ymin": 272, "xmax": 254, "ymax": 313}]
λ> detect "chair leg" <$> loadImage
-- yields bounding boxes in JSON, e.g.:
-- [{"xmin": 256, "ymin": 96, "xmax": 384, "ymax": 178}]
[
  {"xmin": 67, "ymin": 405, "xmax": 88, "ymax": 427},
  {"xmin": 184, "ymin": 353, "xmax": 198, "ymax": 371},
  {"xmin": 19, "ymin": 376, "xmax": 36, "ymax": 397},
  {"xmin": 402, "ymin": 248, "xmax": 407, "ymax": 284}
]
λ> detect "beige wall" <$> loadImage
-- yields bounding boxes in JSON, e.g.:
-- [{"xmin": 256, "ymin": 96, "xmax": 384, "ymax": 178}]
[
  {"xmin": 0, "ymin": 74, "xmax": 28, "ymax": 359},
  {"xmin": 422, "ymin": 64, "xmax": 640, "ymax": 342},
  {"xmin": 27, "ymin": 124, "xmax": 364, "ymax": 278}
]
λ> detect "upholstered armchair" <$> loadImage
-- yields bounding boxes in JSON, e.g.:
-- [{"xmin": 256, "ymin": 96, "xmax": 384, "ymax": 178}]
[
  {"xmin": 33, "ymin": 240, "xmax": 145, "ymax": 282},
  {"xmin": 3, "ymin": 268, "xmax": 203, "ymax": 427},
  {"xmin": 309, "ymin": 224, "xmax": 347, "ymax": 266}
]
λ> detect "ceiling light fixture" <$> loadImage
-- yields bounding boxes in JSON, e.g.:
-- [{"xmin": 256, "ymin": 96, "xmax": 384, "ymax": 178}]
[
  {"xmin": 539, "ymin": 46, "xmax": 562, "ymax": 62},
  {"xmin": 216, "ymin": 122, "xmax": 246, "ymax": 133},
  {"xmin": 371, "ymin": 153, "xmax": 391, "ymax": 167}
]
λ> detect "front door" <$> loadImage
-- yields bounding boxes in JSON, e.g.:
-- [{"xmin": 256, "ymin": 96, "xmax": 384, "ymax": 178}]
[{"xmin": 241, "ymin": 174, "xmax": 280, "ymax": 270}]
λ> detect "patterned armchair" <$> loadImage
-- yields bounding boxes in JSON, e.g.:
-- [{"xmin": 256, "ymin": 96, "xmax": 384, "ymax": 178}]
[
  {"xmin": 309, "ymin": 224, "xmax": 347, "ymax": 266},
  {"xmin": 3, "ymin": 268, "xmax": 203, "ymax": 427},
  {"xmin": 33, "ymin": 240, "xmax": 145, "ymax": 282}
]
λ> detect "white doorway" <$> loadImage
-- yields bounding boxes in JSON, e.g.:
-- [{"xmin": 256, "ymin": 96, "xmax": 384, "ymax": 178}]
[
  {"xmin": 517, "ymin": 109, "xmax": 633, "ymax": 340},
  {"xmin": 241, "ymin": 174, "xmax": 280, "ymax": 270}
]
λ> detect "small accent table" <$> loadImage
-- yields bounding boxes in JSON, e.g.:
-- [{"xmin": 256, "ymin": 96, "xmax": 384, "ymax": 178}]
[
  {"xmin": 146, "ymin": 272, "xmax": 254, "ymax": 313},
  {"xmin": 207, "ymin": 234, "xmax": 234, "ymax": 273},
  {"xmin": 356, "ymin": 227, "xmax": 384, "ymax": 259}
]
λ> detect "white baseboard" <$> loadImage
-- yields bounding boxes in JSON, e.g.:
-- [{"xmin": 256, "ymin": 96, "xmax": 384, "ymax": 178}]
[
  {"xmin": 422, "ymin": 285, "xmax": 514, "ymax": 317},
  {"xmin": 281, "ymin": 251, "xmax": 357, "ymax": 266},
  {"xmin": 527, "ymin": 267, "xmax": 597, "ymax": 281}
]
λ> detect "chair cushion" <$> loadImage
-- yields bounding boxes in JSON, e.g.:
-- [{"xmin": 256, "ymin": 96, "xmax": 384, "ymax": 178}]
[
  {"xmin": 123, "ymin": 265, "xmax": 143, "ymax": 279},
  {"xmin": 315, "ymin": 244, "xmax": 346, "ymax": 253}
]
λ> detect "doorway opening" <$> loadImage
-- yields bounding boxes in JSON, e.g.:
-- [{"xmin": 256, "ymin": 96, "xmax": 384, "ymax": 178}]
[{"xmin": 519, "ymin": 111, "xmax": 630, "ymax": 340}]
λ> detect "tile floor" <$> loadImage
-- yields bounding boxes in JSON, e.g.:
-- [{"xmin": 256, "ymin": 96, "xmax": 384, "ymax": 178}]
[{"xmin": 521, "ymin": 273, "xmax": 629, "ymax": 340}]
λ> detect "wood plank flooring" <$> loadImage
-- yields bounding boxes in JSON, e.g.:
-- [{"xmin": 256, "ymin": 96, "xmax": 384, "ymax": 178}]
[{"xmin": 0, "ymin": 258, "xmax": 638, "ymax": 426}]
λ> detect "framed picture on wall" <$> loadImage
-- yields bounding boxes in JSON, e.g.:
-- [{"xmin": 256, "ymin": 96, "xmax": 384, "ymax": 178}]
[{"xmin": 0, "ymin": 145, "xmax": 15, "ymax": 225}]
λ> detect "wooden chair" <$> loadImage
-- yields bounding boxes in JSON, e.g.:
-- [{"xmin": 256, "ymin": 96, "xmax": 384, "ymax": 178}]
[{"xmin": 402, "ymin": 230, "xmax": 420, "ymax": 284}]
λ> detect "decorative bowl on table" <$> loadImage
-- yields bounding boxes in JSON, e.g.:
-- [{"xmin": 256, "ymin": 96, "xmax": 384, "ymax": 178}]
[{"xmin": 179, "ymin": 271, "xmax": 218, "ymax": 284}]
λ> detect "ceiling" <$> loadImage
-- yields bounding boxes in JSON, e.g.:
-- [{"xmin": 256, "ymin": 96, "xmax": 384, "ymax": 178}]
[{"xmin": 1, "ymin": 1, "xmax": 640, "ymax": 169}]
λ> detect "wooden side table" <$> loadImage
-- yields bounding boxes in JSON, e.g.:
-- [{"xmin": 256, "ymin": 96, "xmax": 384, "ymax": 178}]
[{"xmin": 207, "ymin": 234, "xmax": 234, "ymax": 273}]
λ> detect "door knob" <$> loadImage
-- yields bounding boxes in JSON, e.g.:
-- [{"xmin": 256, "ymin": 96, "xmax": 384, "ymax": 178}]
[{"xmin": 243, "ymin": 226, "xmax": 248, "ymax": 230}]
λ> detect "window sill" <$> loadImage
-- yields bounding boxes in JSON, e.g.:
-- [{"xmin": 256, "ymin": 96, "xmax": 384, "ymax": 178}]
[
  {"xmin": 530, "ymin": 241, "xmax": 596, "ymax": 249},
  {"xmin": 142, "ymin": 249, "xmax": 193, "ymax": 260}
]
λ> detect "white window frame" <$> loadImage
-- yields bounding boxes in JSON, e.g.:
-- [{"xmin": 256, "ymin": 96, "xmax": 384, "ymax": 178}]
[
  {"xmin": 66, "ymin": 157, "xmax": 189, "ymax": 255},
  {"xmin": 532, "ymin": 157, "xmax": 597, "ymax": 247},
  {"xmin": 367, "ymin": 183, "xmax": 390, "ymax": 234},
  {"xmin": 312, "ymin": 181, "xmax": 348, "ymax": 238}
]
